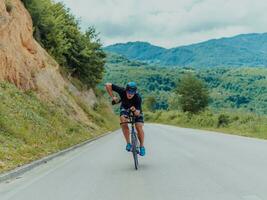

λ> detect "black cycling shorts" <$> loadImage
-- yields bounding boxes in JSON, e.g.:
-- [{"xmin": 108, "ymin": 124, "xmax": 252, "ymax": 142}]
[{"xmin": 120, "ymin": 108, "xmax": 144, "ymax": 123}]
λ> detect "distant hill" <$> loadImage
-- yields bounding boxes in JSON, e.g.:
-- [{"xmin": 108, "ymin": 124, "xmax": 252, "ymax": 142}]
[
  {"xmin": 105, "ymin": 41, "xmax": 165, "ymax": 62},
  {"xmin": 104, "ymin": 33, "xmax": 267, "ymax": 67}
]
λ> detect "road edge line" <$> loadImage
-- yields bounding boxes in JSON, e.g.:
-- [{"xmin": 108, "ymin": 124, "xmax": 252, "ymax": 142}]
[{"xmin": 0, "ymin": 131, "xmax": 114, "ymax": 183}]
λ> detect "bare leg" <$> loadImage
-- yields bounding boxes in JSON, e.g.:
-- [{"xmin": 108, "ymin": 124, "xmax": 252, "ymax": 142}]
[
  {"xmin": 135, "ymin": 123, "xmax": 145, "ymax": 147},
  {"xmin": 120, "ymin": 116, "xmax": 130, "ymax": 144}
]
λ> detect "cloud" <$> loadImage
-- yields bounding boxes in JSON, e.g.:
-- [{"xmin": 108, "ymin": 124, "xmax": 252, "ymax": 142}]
[{"xmin": 55, "ymin": 0, "xmax": 267, "ymax": 48}]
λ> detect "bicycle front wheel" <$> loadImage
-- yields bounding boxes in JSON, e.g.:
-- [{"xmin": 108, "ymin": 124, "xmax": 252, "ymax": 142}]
[
  {"xmin": 132, "ymin": 145, "xmax": 138, "ymax": 170},
  {"xmin": 131, "ymin": 133, "xmax": 138, "ymax": 170}
]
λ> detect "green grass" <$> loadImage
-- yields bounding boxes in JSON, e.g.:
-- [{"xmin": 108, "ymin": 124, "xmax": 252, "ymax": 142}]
[
  {"xmin": 145, "ymin": 110, "xmax": 267, "ymax": 139},
  {"xmin": 0, "ymin": 82, "xmax": 119, "ymax": 173}
]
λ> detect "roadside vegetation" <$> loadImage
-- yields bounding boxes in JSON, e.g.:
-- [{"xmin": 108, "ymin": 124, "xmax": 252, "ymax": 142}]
[
  {"xmin": 5, "ymin": 0, "xmax": 13, "ymax": 13},
  {"xmin": 175, "ymin": 73, "xmax": 209, "ymax": 113},
  {"xmin": 21, "ymin": 0, "xmax": 105, "ymax": 88},
  {"xmin": 142, "ymin": 70, "xmax": 267, "ymax": 140},
  {"xmin": 0, "ymin": 82, "xmax": 118, "ymax": 173},
  {"xmin": 145, "ymin": 110, "xmax": 267, "ymax": 140}
]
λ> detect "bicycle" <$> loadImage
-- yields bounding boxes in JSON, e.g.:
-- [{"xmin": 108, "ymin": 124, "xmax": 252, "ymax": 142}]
[{"xmin": 112, "ymin": 100, "xmax": 140, "ymax": 170}]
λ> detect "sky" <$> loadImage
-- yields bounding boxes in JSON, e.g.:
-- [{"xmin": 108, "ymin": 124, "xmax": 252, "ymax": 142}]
[{"xmin": 54, "ymin": 0, "xmax": 267, "ymax": 48}]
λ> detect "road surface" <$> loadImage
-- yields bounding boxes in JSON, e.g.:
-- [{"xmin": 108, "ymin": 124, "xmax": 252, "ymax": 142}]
[{"xmin": 0, "ymin": 124, "xmax": 267, "ymax": 200}]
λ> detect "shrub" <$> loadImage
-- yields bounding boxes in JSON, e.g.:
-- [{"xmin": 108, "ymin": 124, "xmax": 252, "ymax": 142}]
[
  {"xmin": 154, "ymin": 110, "xmax": 163, "ymax": 121},
  {"xmin": 193, "ymin": 111, "xmax": 216, "ymax": 127},
  {"xmin": 5, "ymin": 0, "xmax": 13, "ymax": 13},
  {"xmin": 231, "ymin": 115, "xmax": 239, "ymax": 121},
  {"xmin": 144, "ymin": 96, "xmax": 157, "ymax": 112},
  {"xmin": 22, "ymin": 0, "xmax": 105, "ymax": 88},
  {"xmin": 217, "ymin": 114, "xmax": 230, "ymax": 127},
  {"xmin": 240, "ymin": 115, "xmax": 255, "ymax": 124}
]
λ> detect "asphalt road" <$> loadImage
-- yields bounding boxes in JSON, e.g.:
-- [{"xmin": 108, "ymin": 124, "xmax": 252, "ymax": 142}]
[{"xmin": 0, "ymin": 124, "xmax": 267, "ymax": 200}]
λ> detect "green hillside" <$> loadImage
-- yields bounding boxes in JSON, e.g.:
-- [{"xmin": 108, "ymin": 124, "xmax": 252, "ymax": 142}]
[
  {"xmin": 105, "ymin": 33, "xmax": 267, "ymax": 67},
  {"xmin": 105, "ymin": 42, "xmax": 165, "ymax": 61}
]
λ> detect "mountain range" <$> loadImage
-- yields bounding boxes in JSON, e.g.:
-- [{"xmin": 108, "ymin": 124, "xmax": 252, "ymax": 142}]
[{"xmin": 104, "ymin": 33, "xmax": 267, "ymax": 67}]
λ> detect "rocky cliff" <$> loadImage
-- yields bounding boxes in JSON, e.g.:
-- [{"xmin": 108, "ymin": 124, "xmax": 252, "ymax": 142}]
[
  {"xmin": 0, "ymin": 0, "xmax": 58, "ymax": 89},
  {"xmin": 0, "ymin": 0, "xmax": 118, "ymax": 174},
  {"xmin": 0, "ymin": 0, "xmax": 99, "ymax": 125}
]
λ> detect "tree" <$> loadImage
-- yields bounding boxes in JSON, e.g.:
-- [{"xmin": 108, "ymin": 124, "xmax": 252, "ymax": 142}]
[
  {"xmin": 144, "ymin": 96, "xmax": 157, "ymax": 112},
  {"xmin": 167, "ymin": 92, "xmax": 180, "ymax": 110},
  {"xmin": 22, "ymin": 0, "xmax": 105, "ymax": 88},
  {"xmin": 176, "ymin": 73, "xmax": 209, "ymax": 113}
]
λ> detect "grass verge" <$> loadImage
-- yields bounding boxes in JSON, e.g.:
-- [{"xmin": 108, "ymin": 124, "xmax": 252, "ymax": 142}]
[
  {"xmin": 0, "ymin": 82, "xmax": 119, "ymax": 173},
  {"xmin": 145, "ymin": 110, "xmax": 267, "ymax": 139}
]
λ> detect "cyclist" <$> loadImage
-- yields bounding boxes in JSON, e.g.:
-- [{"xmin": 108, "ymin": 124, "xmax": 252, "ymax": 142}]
[{"xmin": 105, "ymin": 82, "xmax": 146, "ymax": 156}]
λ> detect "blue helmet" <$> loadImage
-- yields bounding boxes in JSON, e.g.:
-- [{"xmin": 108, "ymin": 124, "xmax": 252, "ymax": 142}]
[{"xmin": 126, "ymin": 82, "xmax": 137, "ymax": 94}]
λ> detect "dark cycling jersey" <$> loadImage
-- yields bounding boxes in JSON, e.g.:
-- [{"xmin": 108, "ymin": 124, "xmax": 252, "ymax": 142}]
[{"xmin": 112, "ymin": 84, "xmax": 142, "ymax": 112}]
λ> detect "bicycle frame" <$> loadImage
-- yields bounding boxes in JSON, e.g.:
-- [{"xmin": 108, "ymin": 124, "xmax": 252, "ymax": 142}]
[{"xmin": 120, "ymin": 110, "xmax": 139, "ymax": 170}]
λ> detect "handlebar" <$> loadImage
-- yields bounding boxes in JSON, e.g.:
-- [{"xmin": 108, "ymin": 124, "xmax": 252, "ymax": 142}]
[
  {"xmin": 120, "ymin": 116, "xmax": 136, "ymax": 125},
  {"xmin": 119, "ymin": 110, "xmax": 136, "ymax": 125},
  {"xmin": 120, "ymin": 121, "xmax": 135, "ymax": 125},
  {"xmin": 111, "ymin": 99, "xmax": 121, "ymax": 105},
  {"xmin": 111, "ymin": 99, "xmax": 137, "ymax": 125}
]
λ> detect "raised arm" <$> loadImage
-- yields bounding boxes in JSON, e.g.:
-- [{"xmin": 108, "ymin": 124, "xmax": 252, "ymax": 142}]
[
  {"xmin": 105, "ymin": 83, "xmax": 113, "ymax": 97},
  {"xmin": 105, "ymin": 83, "xmax": 117, "ymax": 102}
]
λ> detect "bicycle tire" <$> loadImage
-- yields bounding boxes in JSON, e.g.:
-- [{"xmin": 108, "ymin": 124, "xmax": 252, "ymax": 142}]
[
  {"xmin": 131, "ymin": 131, "xmax": 138, "ymax": 170},
  {"xmin": 132, "ymin": 146, "xmax": 138, "ymax": 170}
]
